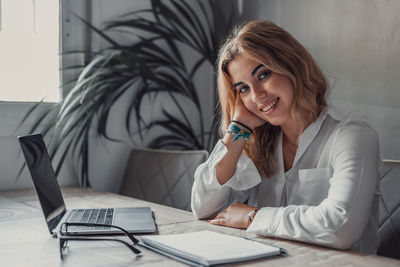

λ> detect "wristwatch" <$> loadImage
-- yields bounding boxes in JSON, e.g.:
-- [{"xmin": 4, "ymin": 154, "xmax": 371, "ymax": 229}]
[{"xmin": 248, "ymin": 208, "xmax": 260, "ymax": 224}]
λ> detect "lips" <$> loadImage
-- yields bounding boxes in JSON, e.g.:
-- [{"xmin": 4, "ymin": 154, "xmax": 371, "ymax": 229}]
[{"xmin": 260, "ymin": 98, "xmax": 279, "ymax": 112}]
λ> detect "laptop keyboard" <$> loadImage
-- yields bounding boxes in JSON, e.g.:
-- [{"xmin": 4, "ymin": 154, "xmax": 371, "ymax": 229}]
[{"xmin": 65, "ymin": 208, "xmax": 114, "ymax": 231}]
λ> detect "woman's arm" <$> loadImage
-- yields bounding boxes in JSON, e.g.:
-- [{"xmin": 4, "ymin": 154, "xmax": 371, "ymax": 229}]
[
  {"xmin": 192, "ymin": 95, "xmax": 265, "ymax": 219},
  {"xmin": 216, "ymin": 131, "xmax": 247, "ymax": 185},
  {"xmin": 247, "ymin": 120, "xmax": 380, "ymax": 250},
  {"xmin": 191, "ymin": 140, "xmax": 262, "ymax": 219},
  {"xmin": 217, "ymin": 95, "xmax": 265, "ymax": 184}
]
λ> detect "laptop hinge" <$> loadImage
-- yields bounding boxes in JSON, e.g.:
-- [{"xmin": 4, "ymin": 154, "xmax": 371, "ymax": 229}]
[{"xmin": 48, "ymin": 209, "xmax": 66, "ymax": 234}]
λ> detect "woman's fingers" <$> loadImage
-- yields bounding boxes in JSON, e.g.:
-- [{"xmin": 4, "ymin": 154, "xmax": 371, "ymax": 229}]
[
  {"xmin": 208, "ymin": 210, "xmax": 226, "ymax": 225},
  {"xmin": 233, "ymin": 95, "xmax": 265, "ymax": 129},
  {"xmin": 207, "ymin": 202, "xmax": 256, "ymax": 229},
  {"xmin": 208, "ymin": 217, "xmax": 225, "ymax": 225}
]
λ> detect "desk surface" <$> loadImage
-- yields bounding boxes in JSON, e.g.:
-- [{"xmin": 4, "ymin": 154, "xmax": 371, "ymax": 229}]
[{"xmin": 0, "ymin": 187, "xmax": 399, "ymax": 267}]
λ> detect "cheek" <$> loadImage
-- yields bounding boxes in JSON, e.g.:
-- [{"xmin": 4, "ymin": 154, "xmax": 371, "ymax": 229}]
[
  {"xmin": 281, "ymin": 79, "xmax": 295, "ymax": 102},
  {"xmin": 284, "ymin": 88, "xmax": 295, "ymax": 107},
  {"xmin": 241, "ymin": 95, "xmax": 258, "ymax": 112}
]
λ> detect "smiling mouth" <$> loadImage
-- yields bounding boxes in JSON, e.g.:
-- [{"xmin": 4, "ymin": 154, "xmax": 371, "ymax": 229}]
[{"xmin": 260, "ymin": 98, "xmax": 279, "ymax": 112}]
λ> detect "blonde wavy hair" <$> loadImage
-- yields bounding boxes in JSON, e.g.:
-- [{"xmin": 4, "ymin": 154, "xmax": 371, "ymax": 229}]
[{"xmin": 217, "ymin": 20, "xmax": 328, "ymax": 177}]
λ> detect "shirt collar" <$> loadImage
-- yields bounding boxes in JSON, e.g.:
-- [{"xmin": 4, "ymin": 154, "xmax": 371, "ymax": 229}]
[
  {"xmin": 293, "ymin": 106, "xmax": 347, "ymax": 165},
  {"xmin": 325, "ymin": 105, "xmax": 349, "ymax": 122}
]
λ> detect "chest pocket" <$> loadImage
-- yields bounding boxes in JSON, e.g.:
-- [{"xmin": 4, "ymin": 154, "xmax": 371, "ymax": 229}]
[{"xmin": 289, "ymin": 168, "xmax": 331, "ymax": 205}]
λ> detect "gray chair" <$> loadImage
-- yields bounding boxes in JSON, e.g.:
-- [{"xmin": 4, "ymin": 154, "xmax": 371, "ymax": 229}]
[
  {"xmin": 378, "ymin": 159, "xmax": 400, "ymax": 259},
  {"xmin": 120, "ymin": 148, "xmax": 208, "ymax": 211}
]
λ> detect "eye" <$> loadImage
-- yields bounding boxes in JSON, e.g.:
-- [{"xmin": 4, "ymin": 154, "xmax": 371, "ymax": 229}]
[
  {"xmin": 238, "ymin": 85, "xmax": 250, "ymax": 94},
  {"xmin": 259, "ymin": 70, "xmax": 272, "ymax": 80}
]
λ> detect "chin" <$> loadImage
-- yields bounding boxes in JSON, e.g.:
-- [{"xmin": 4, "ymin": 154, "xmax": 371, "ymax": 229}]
[
  {"xmin": 267, "ymin": 121, "xmax": 281, "ymax": 127},
  {"xmin": 262, "ymin": 116, "xmax": 284, "ymax": 127},
  {"xmin": 254, "ymin": 113, "xmax": 275, "ymax": 126}
]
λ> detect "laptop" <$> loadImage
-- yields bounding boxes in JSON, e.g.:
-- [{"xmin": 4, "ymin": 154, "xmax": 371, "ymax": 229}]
[{"xmin": 18, "ymin": 133, "xmax": 156, "ymax": 236}]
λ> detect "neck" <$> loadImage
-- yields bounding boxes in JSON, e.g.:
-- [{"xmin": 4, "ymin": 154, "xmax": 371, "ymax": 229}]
[
  {"xmin": 283, "ymin": 133, "xmax": 298, "ymax": 147},
  {"xmin": 281, "ymin": 117, "xmax": 311, "ymax": 147}
]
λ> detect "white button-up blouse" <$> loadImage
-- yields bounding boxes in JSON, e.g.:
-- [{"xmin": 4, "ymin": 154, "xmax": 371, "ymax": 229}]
[{"xmin": 191, "ymin": 107, "xmax": 380, "ymax": 254}]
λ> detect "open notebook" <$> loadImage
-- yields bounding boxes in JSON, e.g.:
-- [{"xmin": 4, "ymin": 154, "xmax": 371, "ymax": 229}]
[{"xmin": 140, "ymin": 230, "xmax": 286, "ymax": 266}]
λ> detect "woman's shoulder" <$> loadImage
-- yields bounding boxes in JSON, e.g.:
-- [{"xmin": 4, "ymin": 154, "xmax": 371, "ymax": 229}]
[
  {"xmin": 325, "ymin": 106, "xmax": 378, "ymax": 147},
  {"xmin": 326, "ymin": 106, "xmax": 376, "ymax": 132}
]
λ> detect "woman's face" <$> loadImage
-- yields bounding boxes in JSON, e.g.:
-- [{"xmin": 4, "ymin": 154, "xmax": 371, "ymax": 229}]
[{"xmin": 228, "ymin": 54, "xmax": 295, "ymax": 127}]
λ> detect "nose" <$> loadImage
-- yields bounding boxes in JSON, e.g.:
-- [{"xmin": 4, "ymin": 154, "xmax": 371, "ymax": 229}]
[{"xmin": 251, "ymin": 85, "xmax": 267, "ymax": 103}]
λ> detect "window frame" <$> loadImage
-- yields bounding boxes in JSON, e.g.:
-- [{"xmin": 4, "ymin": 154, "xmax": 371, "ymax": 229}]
[{"xmin": 0, "ymin": 0, "xmax": 91, "ymax": 136}]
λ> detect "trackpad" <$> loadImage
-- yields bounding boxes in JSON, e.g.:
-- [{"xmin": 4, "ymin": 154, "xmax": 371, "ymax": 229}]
[{"xmin": 113, "ymin": 207, "xmax": 156, "ymax": 233}]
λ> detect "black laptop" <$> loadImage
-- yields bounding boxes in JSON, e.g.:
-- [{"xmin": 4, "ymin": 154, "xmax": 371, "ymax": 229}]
[{"xmin": 18, "ymin": 133, "xmax": 156, "ymax": 235}]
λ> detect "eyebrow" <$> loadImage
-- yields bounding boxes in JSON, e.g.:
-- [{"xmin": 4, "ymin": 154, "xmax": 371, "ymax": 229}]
[
  {"xmin": 251, "ymin": 64, "xmax": 264, "ymax": 76},
  {"xmin": 233, "ymin": 64, "xmax": 264, "ymax": 88}
]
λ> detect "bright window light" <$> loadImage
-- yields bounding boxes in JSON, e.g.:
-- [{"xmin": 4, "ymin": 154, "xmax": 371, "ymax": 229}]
[{"xmin": 0, "ymin": 0, "xmax": 59, "ymax": 102}]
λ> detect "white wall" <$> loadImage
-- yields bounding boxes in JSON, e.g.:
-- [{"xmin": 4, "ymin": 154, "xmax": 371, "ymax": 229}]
[
  {"xmin": 242, "ymin": 0, "xmax": 400, "ymax": 160},
  {"xmin": 0, "ymin": 0, "xmax": 88, "ymax": 191}
]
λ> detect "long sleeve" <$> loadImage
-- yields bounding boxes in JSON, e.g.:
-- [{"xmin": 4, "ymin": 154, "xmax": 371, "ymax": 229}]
[
  {"xmin": 247, "ymin": 119, "xmax": 380, "ymax": 250},
  {"xmin": 191, "ymin": 140, "xmax": 262, "ymax": 219}
]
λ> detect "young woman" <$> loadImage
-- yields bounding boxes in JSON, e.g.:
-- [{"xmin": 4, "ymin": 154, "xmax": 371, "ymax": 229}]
[{"xmin": 191, "ymin": 20, "xmax": 380, "ymax": 253}]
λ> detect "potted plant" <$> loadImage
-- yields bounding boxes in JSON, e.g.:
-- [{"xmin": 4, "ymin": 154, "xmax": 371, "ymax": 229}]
[{"xmin": 19, "ymin": 0, "xmax": 235, "ymax": 187}]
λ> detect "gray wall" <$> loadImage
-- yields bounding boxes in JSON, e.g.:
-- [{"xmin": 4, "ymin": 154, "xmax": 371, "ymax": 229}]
[
  {"xmin": 77, "ymin": 0, "xmax": 216, "ymax": 192},
  {"xmin": 242, "ymin": 0, "xmax": 400, "ymax": 160},
  {"xmin": 0, "ymin": 102, "xmax": 79, "ymax": 191}
]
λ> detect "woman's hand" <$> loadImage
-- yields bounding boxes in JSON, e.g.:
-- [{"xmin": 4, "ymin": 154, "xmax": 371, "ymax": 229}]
[
  {"xmin": 208, "ymin": 202, "xmax": 256, "ymax": 229},
  {"xmin": 232, "ymin": 96, "xmax": 265, "ymax": 130}
]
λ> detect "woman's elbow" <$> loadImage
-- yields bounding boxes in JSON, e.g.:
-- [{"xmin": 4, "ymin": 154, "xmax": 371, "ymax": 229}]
[
  {"xmin": 310, "ymin": 208, "xmax": 360, "ymax": 250},
  {"xmin": 191, "ymin": 203, "xmax": 213, "ymax": 220},
  {"xmin": 191, "ymin": 191, "xmax": 230, "ymax": 220},
  {"xmin": 327, "ymin": 235, "xmax": 354, "ymax": 250},
  {"xmin": 190, "ymin": 194, "xmax": 213, "ymax": 220},
  {"xmin": 190, "ymin": 198, "xmax": 202, "ymax": 219},
  {"xmin": 316, "ymin": 220, "xmax": 361, "ymax": 250}
]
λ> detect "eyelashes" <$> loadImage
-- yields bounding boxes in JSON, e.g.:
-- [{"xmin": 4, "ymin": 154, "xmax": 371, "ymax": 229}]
[
  {"xmin": 237, "ymin": 70, "xmax": 272, "ymax": 94},
  {"xmin": 259, "ymin": 70, "xmax": 272, "ymax": 80},
  {"xmin": 238, "ymin": 85, "xmax": 249, "ymax": 94}
]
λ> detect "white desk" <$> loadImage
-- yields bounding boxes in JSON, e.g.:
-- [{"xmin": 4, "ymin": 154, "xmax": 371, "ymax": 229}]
[{"xmin": 0, "ymin": 187, "xmax": 399, "ymax": 266}]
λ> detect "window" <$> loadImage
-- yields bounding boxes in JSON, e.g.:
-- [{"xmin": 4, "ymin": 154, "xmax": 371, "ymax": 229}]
[{"xmin": 0, "ymin": 0, "xmax": 59, "ymax": 102}]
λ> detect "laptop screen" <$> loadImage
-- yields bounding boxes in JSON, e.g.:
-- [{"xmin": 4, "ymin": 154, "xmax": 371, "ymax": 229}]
[{"xmin": 18, "ymin": 133, "xmax": 66, "ymax": 233}]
